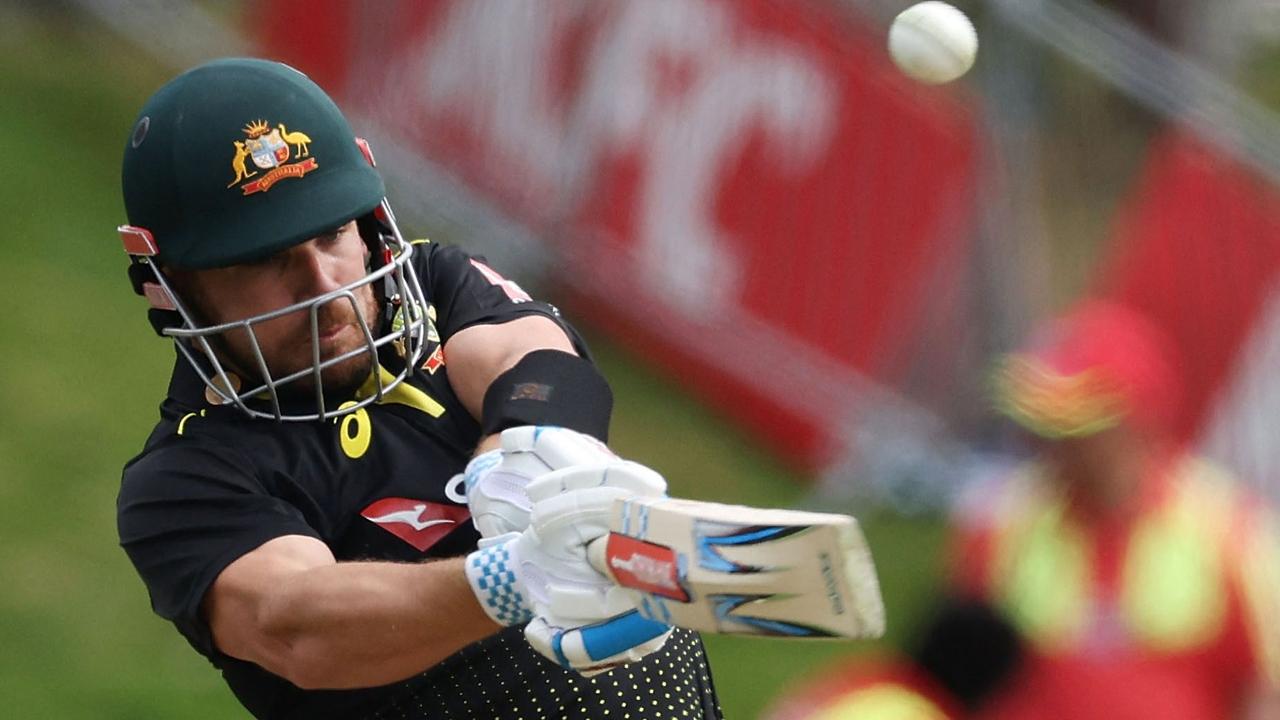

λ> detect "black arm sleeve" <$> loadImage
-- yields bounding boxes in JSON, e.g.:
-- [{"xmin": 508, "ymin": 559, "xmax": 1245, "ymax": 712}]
[{"xmin": 117, "ymin": 438, "xmax": 320, "ymax": 658}]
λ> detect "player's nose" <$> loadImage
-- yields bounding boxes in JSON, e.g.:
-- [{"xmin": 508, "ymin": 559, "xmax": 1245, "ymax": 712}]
[{"xmin": 291, "ymin": 240, "xmax": 345, "ymax": 298}]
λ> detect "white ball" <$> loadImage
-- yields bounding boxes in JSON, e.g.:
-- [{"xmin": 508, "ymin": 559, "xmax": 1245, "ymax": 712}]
[{"xmin": 888, "ymin": 2, "xmax": 978, "ymax": 85}]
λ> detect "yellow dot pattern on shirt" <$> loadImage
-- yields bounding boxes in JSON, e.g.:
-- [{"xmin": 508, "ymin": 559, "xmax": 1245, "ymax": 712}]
[{"xmin": 365, "ymin": 627, "xmax": 721, "ymax": 719}]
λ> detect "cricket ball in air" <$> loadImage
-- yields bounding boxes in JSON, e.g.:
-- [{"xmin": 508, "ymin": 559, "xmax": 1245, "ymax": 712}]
[{"xmin": 888, "ymin": 2, "xmax": 978, "ymax": 85}]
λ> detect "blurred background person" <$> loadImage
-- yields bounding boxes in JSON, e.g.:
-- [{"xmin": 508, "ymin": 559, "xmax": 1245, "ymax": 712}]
[{"xmin": 948, "ymin": 300, "xmax": 1280, "ymax": 720}]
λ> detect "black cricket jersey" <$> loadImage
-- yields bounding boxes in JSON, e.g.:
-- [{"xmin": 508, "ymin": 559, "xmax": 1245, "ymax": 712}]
[{"xmin": 117, "ymin": 242, "xmax": 722, "ymax": 720}]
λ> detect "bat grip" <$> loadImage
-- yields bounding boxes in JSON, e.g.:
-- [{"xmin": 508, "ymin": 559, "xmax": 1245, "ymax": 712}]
[{"xmin": 586, "ymin": 534, "xmax": 612, "ymax": 579}]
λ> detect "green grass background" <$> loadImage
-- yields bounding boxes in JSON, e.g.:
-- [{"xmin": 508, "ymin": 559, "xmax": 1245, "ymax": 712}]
[{"xmin": 0, "ymin": 15, "xmax": 943, "ymax": 718}]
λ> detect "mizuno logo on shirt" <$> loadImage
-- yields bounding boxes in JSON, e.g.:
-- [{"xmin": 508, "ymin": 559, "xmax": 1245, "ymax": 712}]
[
  {"xmin": 361, "ymin": 497, "xmax": 471, "ymax": 552},
  {"xmin": 366, "ymin": 505, "xmax": 454, "ymax": 531}
]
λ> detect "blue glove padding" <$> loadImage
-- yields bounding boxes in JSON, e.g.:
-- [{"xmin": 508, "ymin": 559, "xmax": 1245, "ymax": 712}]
[
  {"xmin": 465, "ymin": 534, "xmax": 534, "ymax": 627},
  {"xmin": 525, "ymin": 610, "xmax": 673, "ymax": 676}
]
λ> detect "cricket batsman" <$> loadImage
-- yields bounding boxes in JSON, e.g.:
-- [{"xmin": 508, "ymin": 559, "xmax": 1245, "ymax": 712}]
[{"xmin": 114, "ymin": 57, "xmax": 721, "ymax": 719}]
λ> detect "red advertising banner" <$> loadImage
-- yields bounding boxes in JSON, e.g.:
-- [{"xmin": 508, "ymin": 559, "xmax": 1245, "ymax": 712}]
[
  {"xmin": 1101, "ymin": 130, "xmax": 1280, "ymax": 489},
  {"xmin": 257, "ymin": 0, "xmax": 980, "ymax": 471}
]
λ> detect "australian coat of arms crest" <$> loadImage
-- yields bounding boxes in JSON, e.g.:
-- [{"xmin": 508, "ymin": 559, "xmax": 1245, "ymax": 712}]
[{"xmin": 228, "ymin": 119, "xmax": 317, "ymax": 195}]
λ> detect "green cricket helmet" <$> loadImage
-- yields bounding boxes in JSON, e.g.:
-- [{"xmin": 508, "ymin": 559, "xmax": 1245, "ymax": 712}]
[{"xmin": 118, "ymin": 58, "xmax": 428, "ymax": 421}]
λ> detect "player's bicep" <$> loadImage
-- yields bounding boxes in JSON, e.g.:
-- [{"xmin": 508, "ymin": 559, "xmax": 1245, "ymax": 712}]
[{"xmin": 205, "ymin": 534, "xmax": 335, "ymax": 662}]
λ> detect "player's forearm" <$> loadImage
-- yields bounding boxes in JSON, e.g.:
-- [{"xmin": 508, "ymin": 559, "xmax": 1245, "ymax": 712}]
[
  {"xmin": 443, "ymin": 315, "xmax": 577, "ymax": 421},
  {"xmin": 247, "ymin": 557, "xmax": 499, "ymax": 689},
  {"xmin": 474, "ymin": 433, "xmax": 502, "ymax": 455}
]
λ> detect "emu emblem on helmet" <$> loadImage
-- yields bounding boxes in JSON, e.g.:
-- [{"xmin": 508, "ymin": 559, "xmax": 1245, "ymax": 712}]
[{"xmin": 230, "ymin": 118, "xmax": 318, "ymax": 196}]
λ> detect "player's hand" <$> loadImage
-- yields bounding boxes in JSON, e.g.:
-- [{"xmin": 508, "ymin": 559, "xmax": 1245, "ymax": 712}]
[
  {"xmin": 463, "ymin": 426, "xmax": 620, "ymax": 538},
  {"xmin": 521, "ymin": 464, "xmax": 672, "ymax": 674},
  {"xmin": 525, "ymin": 610, "xmax": 672, "ymax": 676},
  {"xmin": 465, "ymin": 461, "xmax": 667, "ymax": 628}
]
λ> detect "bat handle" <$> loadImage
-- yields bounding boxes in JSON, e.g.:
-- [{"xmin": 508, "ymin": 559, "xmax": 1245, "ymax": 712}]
[
  {"xmin": 585, "ymin": 534, "xmax": 672, "ymax": 635},
  {"xmin": 587, "ymin": 534, "xmax": 612, "ymax": 579}
]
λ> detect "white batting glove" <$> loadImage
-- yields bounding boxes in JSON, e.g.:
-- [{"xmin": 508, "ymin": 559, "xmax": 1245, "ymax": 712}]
[
  {"xmin": 524, "ymin": 463, "xmax": 672, "ymax": 674},
  {"xmin": 463, "ymin": 426, "xmax": 619, "ymax": 538},
  {"xmin": 464, "ymin": 461, "xmax": 668, "ymax": 631}
]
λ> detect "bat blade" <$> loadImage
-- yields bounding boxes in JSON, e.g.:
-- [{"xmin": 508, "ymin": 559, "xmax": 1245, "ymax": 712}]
[{"xmin": 587, "ymin": 497, "xmax": 885, "ymax": 640}]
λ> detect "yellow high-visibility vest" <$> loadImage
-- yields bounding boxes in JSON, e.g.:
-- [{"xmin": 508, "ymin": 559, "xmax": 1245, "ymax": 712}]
[
  {"xmin": 989, "ymin": 458, "xmax": 1274, "ymax": 665},
  {"xmin": 809, "ymin": 684, "xmax": 951, "ymax": 720}
]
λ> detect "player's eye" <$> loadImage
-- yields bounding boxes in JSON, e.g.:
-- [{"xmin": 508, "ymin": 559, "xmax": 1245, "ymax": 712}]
[{"xmin": 318, "ymin": 221, "xmax": 355, "ymax": 247}]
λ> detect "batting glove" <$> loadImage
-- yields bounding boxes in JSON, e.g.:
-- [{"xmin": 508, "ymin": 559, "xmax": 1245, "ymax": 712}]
[
  {"xmin": 463, "ymin": 426, "xmax": 620, "ymax": 538},
  {"xmin": 464, "ymin": 461, "xmax": 668, "ymax": 630},
  {"xmin": 523, "ymin": 464, "xmax": 672, "ymax": 674}
]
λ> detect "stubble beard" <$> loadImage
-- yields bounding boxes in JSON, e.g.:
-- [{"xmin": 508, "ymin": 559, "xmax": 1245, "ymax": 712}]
[{"xmin": 218, "ymin": 287, "xmax": 382, "ymax": 403}]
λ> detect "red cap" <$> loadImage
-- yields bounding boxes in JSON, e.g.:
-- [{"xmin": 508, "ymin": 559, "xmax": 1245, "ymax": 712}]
[{"xmin": 993, "ymin": 300, "xmax": 1179, "ymax": 439}]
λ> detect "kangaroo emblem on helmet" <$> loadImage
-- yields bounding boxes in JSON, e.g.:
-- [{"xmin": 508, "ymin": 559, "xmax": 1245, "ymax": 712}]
[{"xmin": 227, "ymin": 140, "xmax": 257, "ymax": 188}]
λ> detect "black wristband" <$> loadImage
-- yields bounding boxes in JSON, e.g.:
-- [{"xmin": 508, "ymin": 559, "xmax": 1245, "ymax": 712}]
[{"xmin": 480, "ymin": 349, "xmax": 613, "ymax": 442}]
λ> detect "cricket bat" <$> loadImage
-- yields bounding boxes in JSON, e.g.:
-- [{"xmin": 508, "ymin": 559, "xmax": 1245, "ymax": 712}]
[{"xmin": 586, "ymin": 497, "xmax": 885, "ymax": 640}]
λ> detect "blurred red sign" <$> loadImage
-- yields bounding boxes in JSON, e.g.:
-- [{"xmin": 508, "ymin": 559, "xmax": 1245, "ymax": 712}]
[
  {"xmin": 1102, "ymin": 130, "xmax": 1280, "ymax": 487},
  {"xmin": 259, "ymin": 0, "xmax": 980, "ymax": 470}
]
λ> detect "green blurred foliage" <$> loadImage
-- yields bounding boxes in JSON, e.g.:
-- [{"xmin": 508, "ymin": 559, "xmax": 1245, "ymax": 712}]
[
  {"xmin": 0, "ymin": 11, "xmax": 942, "ymax": 719},
  {"xmin": 0, "ymin": 11, "xmax": 240, "ymax": 718},
  {"xmin": 1241, "ymin": 43, "xmax": 1280, "ymax": 113}
]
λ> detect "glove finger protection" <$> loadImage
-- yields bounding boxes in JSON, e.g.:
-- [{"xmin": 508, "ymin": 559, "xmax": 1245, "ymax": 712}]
[
  {"xmin": 523, "ymin": 463, "xmax": 669, "ymax": 619},
  {"xmin": 525, "ymin": 611, "xmax": 673, "ymax": 676},
  {"xmin": 524, "ymin": 460, "xmax": 667, "ymax": 505},
  {"xmin": 503, "ymin": 425, "xmax": 618, "ymax": 468},
  {"xmin": 464, "ymin": 426, "xmax": 620, "ymax": 538},
  {"xmin": 524, "ymin": 485, "xmax": 643, "ymax": 611}
]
